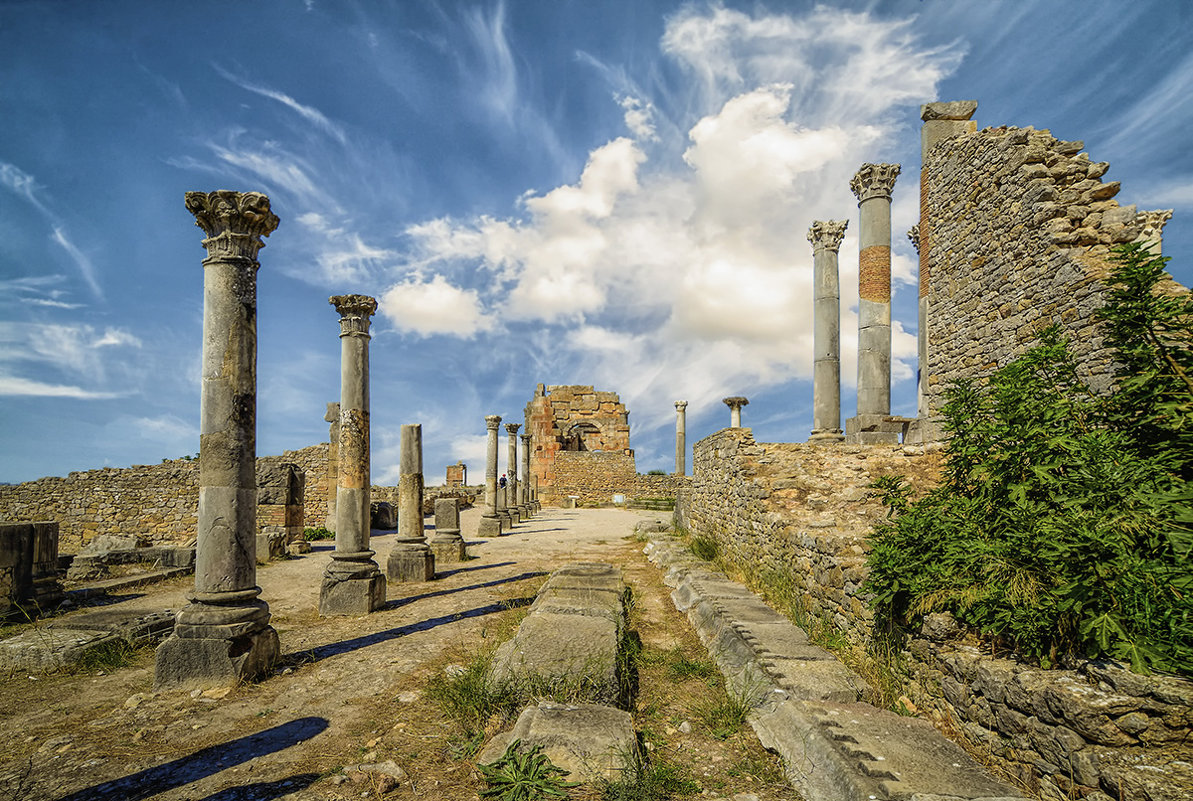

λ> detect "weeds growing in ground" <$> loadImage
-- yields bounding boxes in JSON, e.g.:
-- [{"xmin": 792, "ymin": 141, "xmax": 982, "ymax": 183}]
[
  {"xmin": 477, "ymin": 739, "xmax": 578, "ymax": 800},
  {"xmin": 73, "ymin": 638, "xmax": 141, "ymax": 674},
  {"xmin": 598, "ymin": 743, "xmax": 699, "ymax": 801},
  {"xmin": 688, "ymin": 536, "xmax": 718, "ymax": 562},
  {"xmin": 426, "ymin": 654, "xmax": 518, "ymax": 740},
  {"xmin": 663, "ymin": 648, "xmax": 715, "ymax": 682}
]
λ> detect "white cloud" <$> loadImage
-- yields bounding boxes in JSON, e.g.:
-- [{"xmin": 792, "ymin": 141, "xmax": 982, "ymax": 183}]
[
  {"xmin": 619, "ymin": 95, "xmax": 659, "ymax": 141},
  {"xmin": 214, "ymin": 65, "xmax": 348, "ymax": 145},
  {"xmin": 0, "ymin": 373, "xmax": 120, "ymax": 399},
  {"xmin": 380, "ymin": 275, "xmax": 494, "ymax": 338},
  {"xmin": 450, "ymin": 433, "xmax": 489, "ymax": 474}
]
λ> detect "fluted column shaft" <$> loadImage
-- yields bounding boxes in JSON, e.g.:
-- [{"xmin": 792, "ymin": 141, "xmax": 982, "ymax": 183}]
[
  {"xmin": 809, "ymin": 220, "xmax": 848, "ymax": 440},
  {"xmin": 851, "ymin": 163, "xmax": 900, "ymax": 417}
]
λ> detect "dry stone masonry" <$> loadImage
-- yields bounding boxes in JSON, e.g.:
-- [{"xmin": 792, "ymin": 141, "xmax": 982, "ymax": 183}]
[
  {"xmin": 0, "ymin": 521, "xmax": 62, "ymax": 620},
  {"xmin": 154, "ymin": 190, "xmax": 280, "ymax": 690}
]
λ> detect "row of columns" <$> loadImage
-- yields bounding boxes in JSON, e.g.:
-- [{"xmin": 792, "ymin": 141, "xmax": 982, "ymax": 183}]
[
  {"xmin": 478, "ymin": 415, "xmax": 538, "ymax": 537},
  {"xmin": 156, "ymin": 191, "xmax": 471, "ymax": 690}
]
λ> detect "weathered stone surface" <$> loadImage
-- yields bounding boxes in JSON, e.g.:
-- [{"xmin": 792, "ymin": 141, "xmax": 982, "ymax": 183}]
[
  {"xmin": 489, "ymin": 563, "xmax": 626, "ymax": 706},
  {"xmin": 318, "ymin": 572, "xmax": 386, "ymax": 616},
  {"xmin": 154, "ymin": 627, "xmax": 280, "ymax": 690},
  {"xmin": 478, "ymin": 701, "xmax": 637, "ymax": 781},
  {"xmin": 370, "ymin": 501, "xmax": 396, "ymax": 530}
]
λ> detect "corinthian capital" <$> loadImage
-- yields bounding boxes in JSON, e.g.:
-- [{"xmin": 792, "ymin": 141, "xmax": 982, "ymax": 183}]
[
  {"xmin": 485, "ymin": 414, "xmax": 502, "ymax": 430},
  {"xmin": 185, "ymin": 190, "xmax": 279, "ymax": 261},
  {"xmin": 505, "ymin": 423, "xmax": 521, "ymax": 435},
  {"xmin": 850, "ymin": 163, "xmax": 901, "ymax": 203},
  {"xmin": 675, "ymin": 400, "xmax": 688, "ymax": 411},
  {"xmin": 330, "ymin": 294, "xmax": 378, "ymax": 337},
  {"xmin": 807, "ymin": 220, "xmax": 848, "ymax": 252}
]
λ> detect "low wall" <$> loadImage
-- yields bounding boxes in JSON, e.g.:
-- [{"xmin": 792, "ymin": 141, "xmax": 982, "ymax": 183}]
[
  {"xmin": 547, "ymin": 450, "xmax": 689, "ymax": 506},
  {"xmin": 0, "ymin": 443, "xmax": 331, "ymax": 551},
  {"xmin": 679, "ymin": 428, "xmax": 1192, "ymax": 800}
]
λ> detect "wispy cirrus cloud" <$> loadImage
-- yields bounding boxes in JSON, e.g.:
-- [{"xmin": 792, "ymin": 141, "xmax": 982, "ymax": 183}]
[
  {"xmin": 213, "ymin": 64, "xmax": 348, "ymax": 145},
  {"xmin": 0, "ymin": 373, "xmax": 121, "ymax": 399}
]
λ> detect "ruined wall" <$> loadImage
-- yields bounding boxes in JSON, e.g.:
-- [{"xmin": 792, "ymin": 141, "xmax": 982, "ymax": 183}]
[
  {"xmin": 525, "ymin": 384, "xmax": 632, "ymax": 500},
  {"xmin": 680, "ymin": 430, "xmax": 1191, "ymax": 800},
  {"xmin": 0, "ymin": 443, "xmax": 331, "ymax": 551},
  {"xmin": 922, "ymin": 123, "xmax": 1176, "ymax": 425},
  {"xmin": 548, "ymin": 451, "xmax": 689, "ymax": 506}
]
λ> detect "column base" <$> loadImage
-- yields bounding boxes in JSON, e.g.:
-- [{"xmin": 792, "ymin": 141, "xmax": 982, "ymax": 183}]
[
  {"xmin": 431, "ymin": 534, "xmax": 468, "ymax": 563},
  {"xmin": 844, "ymin": 414, "xmax": 907, "ymax": 445},
  {"xmin": 154, "ymin": 626, "xmax": 279, "ymax": 690},
  {"xmin": 808, "ymin": 429, "xmax": 845, "ymax": 444},
  {"xmin": 498, "ymin": 510, "xmax": 513, "ymax": 528},
  {"xmin": 478, "ymin": 515, "xmax": 503, "ymax": 538},
  {"xmin": 319, "ymin": 560, "xmax": 386, "ymax": 615},
  {"xmin": 386, "ymin": 541, "xmax": 435, "ymax": 582}
]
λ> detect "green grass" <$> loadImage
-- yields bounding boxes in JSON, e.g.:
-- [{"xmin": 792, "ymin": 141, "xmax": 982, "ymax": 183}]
[
  {"xmin": 598, "ymin": 744, "xmax": 699, "ymax": 801},
  {"xmin": 73, "ymin": 638, "xmax": 140, "ymax": 674},
  {"xmin": 689, "ymin": 536, "xmax": 718, "ymax": 562},
  {"xmin": 663, "ymin": 648, "xmax": 715, "ymax": 682}
]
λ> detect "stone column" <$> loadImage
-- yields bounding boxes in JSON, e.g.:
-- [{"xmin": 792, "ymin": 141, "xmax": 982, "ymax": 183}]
[
  {"xmin": 520, "ymin": 432, "xmax": 533, "ymax": 518},
  {"xmin": 319, "ymin": 295, "xmax": 386, "ymax": 615},
  {"xmin": 808, "ymin": 220, "xmax": 848, "ymax": 443},
  {"xmin": 919, "ymin": 102, "xmax": 977, "ymax": 423},
  {"xmin": 674, "ymin": 401, "xmax": 688, "ymax": 475},
  {"xmin": 323, "ymin": 402, "xmax": 340, "ymax": 530},
  {"xmin": 156, "ymin": 190, "xmax": 280, "ymax": 689},
  {"xmin": 387, "ymin": 423, "xmax": 434, "ymax": 582},
  {"xmin": 430, "ymin": 497, "xmax": 467, "ymax": 562},
  {"xmin": 478, "ymin": 415, "xmax": 503, "ymax": 537},
  {"xmin": 531, "ymin": 474, "xmax": 541, "ymax": 512},
  {"xmin": 723, "ymin": 396, "xmax": 748, "ymax": 428},
  {"xmin": 505, "ymin": 423, "xmax": 522, "ymax": 523},
  {"xmin": 845, "ymin": 163, "xmax": 901, "ymax": 445},
  {"xmin": 497, "ymin": 484, "xmax": 513, "ymax": 528}
]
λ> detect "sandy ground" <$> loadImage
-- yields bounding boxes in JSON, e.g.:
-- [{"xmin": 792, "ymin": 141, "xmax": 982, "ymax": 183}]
[{"xmin": 0, "ymin": 507, "xmax": 794, "ymax": 801}]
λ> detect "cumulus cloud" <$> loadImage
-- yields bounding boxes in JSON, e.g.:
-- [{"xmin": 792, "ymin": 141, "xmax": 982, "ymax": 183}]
[
  {"xmin": 380, "ymin": 274, "xmax": 494, "ymax": 337},
  {"xmin": 386, "ymin": 4, "xmax": 959, "ymax": 434}
]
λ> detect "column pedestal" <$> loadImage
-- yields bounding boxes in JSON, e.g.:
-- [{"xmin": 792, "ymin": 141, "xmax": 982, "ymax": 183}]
[{"xmin": 430, "ymin": 497, "xmax": 467, "ymax": 562}]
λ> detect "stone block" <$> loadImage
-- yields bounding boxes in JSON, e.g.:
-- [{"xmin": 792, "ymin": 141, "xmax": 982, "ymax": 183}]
[
  {"xmin": 478, "ymin": 701, "xmax": 637, "ymax": 782},
  {"xmin": 318, "ymin": 573, "xmax": 386, "ymax": 616},
  {"xmin": 431, "ymin": 539, "xmax": 467, "ymax": 563},
  {"xmin": 370, "ymin": 501, "xmax": 397, "ymax": 530},
  {"xmin": 386, "ymin": 546, "xmax": 434, "ymax": 583},
  {"xmin": 478, "ymin": 515, "xmax": 503, "ymax": 538},
  {"xmin": 154, "ymin": 627, "xmax": 280, "ymax": 690},
  {"xmin": 255, "ymin": 530, "xmax": 286, "ymax": 564}
]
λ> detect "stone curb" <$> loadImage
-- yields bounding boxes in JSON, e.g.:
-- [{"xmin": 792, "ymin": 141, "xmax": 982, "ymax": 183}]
[
  {"xmin": 643, "ymin": 535, "xmax": 1023, "ymax": 801},
  {"xmin": 64, "ymin": 565, "xmax": 194, "ymax": 601}
]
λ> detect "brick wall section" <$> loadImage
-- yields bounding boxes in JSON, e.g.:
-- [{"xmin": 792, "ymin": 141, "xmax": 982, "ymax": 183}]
[
  {"xmin": 923, "ymin": 125, "xmax": 1179, "ymax": 420},
  {"xmin": 679, "ymin": 429, "xmax": 1192, "ymax": 799},
  {"xmin": 0, "ymin": 443, "xmax": 332, "ymax": 552},
  {"xmin": 548, "ymin": 451, "xmax": 689, "ymax": 506},
  {"xmin": 858, "ymin": 246, "xmax": 891, "ymax": 301},
  {"xmin": 526, "ymin": 384, "xmax": 632, "ymax": 501}
]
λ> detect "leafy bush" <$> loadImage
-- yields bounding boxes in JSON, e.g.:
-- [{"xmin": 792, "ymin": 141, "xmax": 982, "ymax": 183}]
[
  {"xmin": 866, "ymin": 244, "xmax": 1192, "ymax": 675},
  {"xmin": 303, "ymin": 526, "xmax": 335, "ymax": 541}
]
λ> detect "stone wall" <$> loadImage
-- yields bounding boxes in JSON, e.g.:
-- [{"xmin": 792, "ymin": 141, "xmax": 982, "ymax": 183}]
[
  {"xmin": 922, "ymin": 122, "xmax": 1177, "ymax": 429},
  {"xmin": 0, "ymin": 443, "xmax": 331, "ymax": 551},
  {"xmin": 679, "ymin": 428, "xmax": 1192, "ymax": 800},
  {"xmin": 525, "ymin": 384, "xmax": 632, "ymax": 500},
  {"xmin": 548, "ymin": 451, "xmax": 689, "ymax": 507}
]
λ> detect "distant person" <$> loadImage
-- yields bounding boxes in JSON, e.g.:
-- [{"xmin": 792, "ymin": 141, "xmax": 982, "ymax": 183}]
[{"xmin": 499, "ymin": 473, "xmax": 507, "ymax": 488}]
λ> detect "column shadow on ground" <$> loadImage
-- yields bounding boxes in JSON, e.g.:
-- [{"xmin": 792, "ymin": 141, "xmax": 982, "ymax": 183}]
[
  {"xmin": 432, "ymin": 560, "xmax": 516, "ymax": 580},
  {"xmin": 385, "ymin": 569, "xmax": 546, "ymax": 611},
  {"xmin": 54, "ymin": 717, "xmax": 329, "ymax": 801},
  {"xmin": 198, "ymin": 773, "xmax": 320, "ymax": 801},
  {"xmin": 293, "ymin": 595, "xmax": 535, "ymax": 664}
]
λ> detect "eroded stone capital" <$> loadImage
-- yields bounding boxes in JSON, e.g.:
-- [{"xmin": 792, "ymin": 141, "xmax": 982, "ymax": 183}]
[
  {"xmin": 908, "ymin": 225, "xmax": 921, "ymax": 255},
  {"xmin": 850, "ymin": 163, "xmax": 901, "ymax": 203},
  {"xmin": 330, "ymin": 294, "xmax": 377, "ymax": 337},
  {"xmin": 1139, "ymin": 209, "xmax": 1173, "ymax": 239},
  {"xmin": 722, "ymin": 396, "xmax": 749, "ymax": 410},
  {"xmin": 485, "ymin": 414, "xmax": 502, "ymax": 431},
  {"xmin": 807, "ymin": 220, "xmax": 848, "ymax": 252},
  {"xmin": 920, "ymin": 100, "xmax": 977, "ymax": 121},
  {"xmin": 185, "ymin": 190, "xmax": 279, "ymax": 262},
  {"xmin": 520, "ymin": 432, "xmax": 531, "ymax": 444},
  {"xmin": 505, "ymin": 423, "xmax": 521, "ymax": 435},
  {"xmin": 675, "ymin": 401, "xmax": 688, "ymax": 412}
]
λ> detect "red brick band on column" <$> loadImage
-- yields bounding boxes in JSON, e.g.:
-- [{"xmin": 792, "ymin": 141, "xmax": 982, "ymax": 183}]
[
  {"xmin": 919, "ymin": 166, "xmax": 930, "ymax": 299},
  {"xmin": 859, "ymin": 245, "xmax": 891, "ymax": 302}
]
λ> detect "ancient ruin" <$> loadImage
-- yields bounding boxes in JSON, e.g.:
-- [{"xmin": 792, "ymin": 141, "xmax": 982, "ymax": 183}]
[
  {"xmin": 478, "ymin": 414, "xmax": 503, "ymax": 537},
  {"xmin": 319, "ymin": 295, "xmax": 386, "ymax": 615},
  {"xmin": 387, "ymin": 423, "xmax": 434, "ymax": 582},
  {"xmin": 807, "ymin": 220, "xmax": 847, "ymax": 443},
  {"xmin": 154, "ymin": 190, "xmax": 280, "ymax": 689}
]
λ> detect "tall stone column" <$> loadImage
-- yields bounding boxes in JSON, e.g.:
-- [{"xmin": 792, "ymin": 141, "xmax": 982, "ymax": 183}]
[
  {"xmin": 478, "ymin": 415, "xmax": 503, "ymax": 537},
  {"xmin": 387, "ymin": 423, "xmax": 434, "ymax": 582},
  {"xmin": 674, "ymin": 401, "xmax": 688, "ymax": 475},
  {"xmin": 919, "ymin": 102, "xmax": 977, "ymax": 424},
  {"xmin": 845, "ymin": 163, "xmax": 901, "ymax": 445},
  {"xmin": 808, "ymin": 220, "xmax": 848, "ymax": 443},
  {"xmin": 723, "ymin": 396, "xmax": 748, "ymax": 428},
  {"xmin": 319, "ymin": 295, "xmax": 386, "ymax": 615},
  {"xmin": 505, "ymin": 423, "xmax": 522, "ymax": 523},
  {"xmin": 156, "ymin": 190, "xmax": 280, "ymax": 689},
  {"xmin": 520, "ymin": 432, "xmax": 533, "ymax": 518},
  {"xmin": 323, "ymin": 402, "xmax": 340, "ymax": 530},
  {"xmin": 532, "ymin": 474, "xmax": 540, "ymax": 512},
  {"xmin": 430, "ymin": 497, "xmax": 467, "ymax": 562}
]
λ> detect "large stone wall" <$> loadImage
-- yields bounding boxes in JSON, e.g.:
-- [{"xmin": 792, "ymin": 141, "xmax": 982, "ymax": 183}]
[
  {"xmin": 921, "ymin": 120, "xmax": 1177, "ymax": 429},
  {"xmin": 679, "ymin": 429, "xmax": 1192, "ymax": 800},
  {"xmin": 549, "ymin": 450, "xmax": 689, "ymax": 507},
  {"xmin": 525, "ymin": 384, "xmax": 632, "ymax": 499},
  {"xmin": 0, "ymin": 443, "xmax": 331, "ymax": 551}
]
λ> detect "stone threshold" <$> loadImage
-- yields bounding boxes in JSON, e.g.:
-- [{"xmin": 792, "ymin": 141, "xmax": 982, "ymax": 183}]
[
  {"xmin": 65, "ymin": 565, "xmax": 194, "ymax": 601},
  {"xmin": 643, "ymin": 533, "xmax": 1023, "ymax": 801}
]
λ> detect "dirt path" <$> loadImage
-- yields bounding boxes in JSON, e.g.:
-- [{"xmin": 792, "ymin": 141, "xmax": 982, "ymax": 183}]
[{"xmin": 0, "ymin": 508, "xmax": 793, "ymax": 801}]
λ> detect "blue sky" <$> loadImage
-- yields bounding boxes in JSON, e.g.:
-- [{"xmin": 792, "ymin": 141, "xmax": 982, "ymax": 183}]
[{"xmin": 2, "ymin": 0, "xmax": 1191, "ymax": 485}]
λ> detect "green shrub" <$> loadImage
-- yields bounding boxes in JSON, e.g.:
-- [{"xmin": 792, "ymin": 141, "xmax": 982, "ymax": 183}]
[
  {"xmin": 689, "ymin": 536, "xmax": 718, "ymax": 562},
  {"xmin": 866, "ymin": 244, "xmax": 1192, "ymax": 675},
  {"xmin": 303, "ymin": 526, "xmax": 335, "ymax": 541}
]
